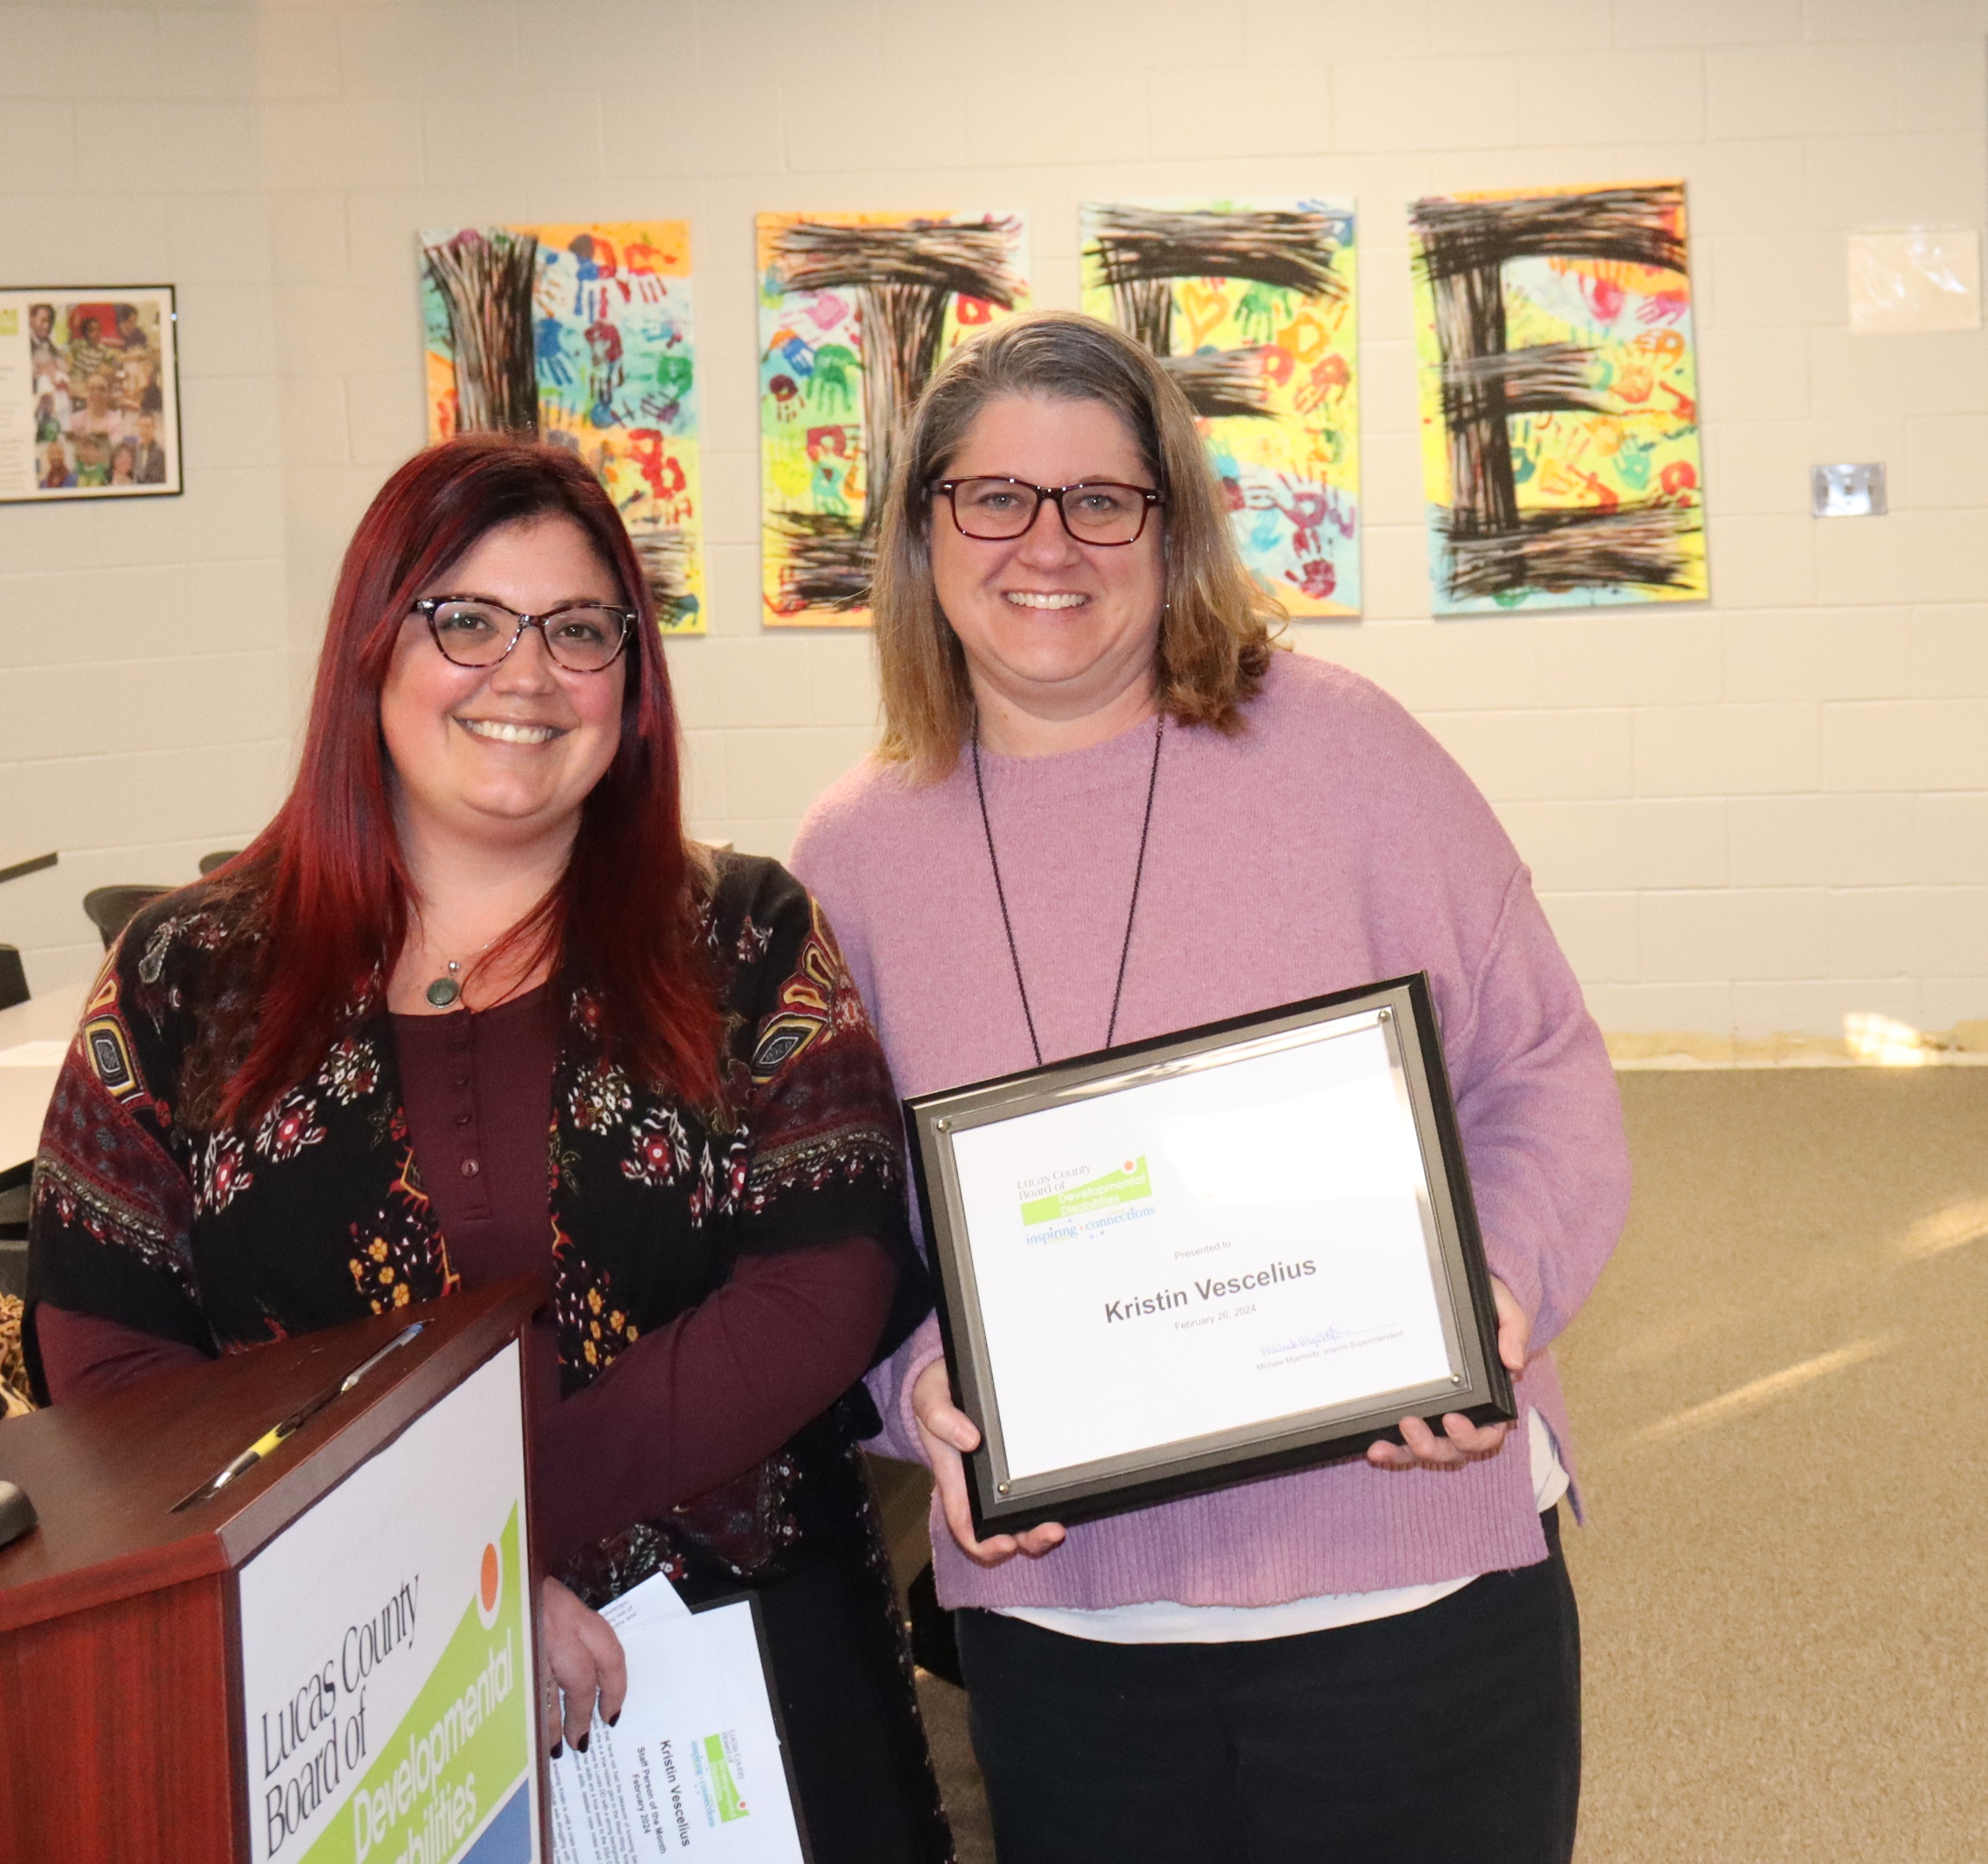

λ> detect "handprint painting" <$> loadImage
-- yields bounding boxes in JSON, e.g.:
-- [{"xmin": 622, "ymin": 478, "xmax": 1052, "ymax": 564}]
[
  {"xmin": 1083, "ymin": 199, "xmax": 1360, "ymax": 618},
  {"xmin": 758, "ymin": 210, "xmax": 1029, "ymax": 626},
  {"xmin": 1409, "ymin": 181, "xmax": 1705, "ymax": 615},
  {"xmin": 422, "ymin": 220, "xmax": 706, "ymax": 633}
]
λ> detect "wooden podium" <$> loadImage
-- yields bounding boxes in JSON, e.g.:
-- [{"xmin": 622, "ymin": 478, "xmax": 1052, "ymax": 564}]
[{"xmin": 0, "ymin": 1278, "xmax": 545, "ymax": 1864}]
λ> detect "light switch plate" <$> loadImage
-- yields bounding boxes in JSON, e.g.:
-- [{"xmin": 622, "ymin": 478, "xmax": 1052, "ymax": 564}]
[{"xmin": 1812, "ymin": 463, "xmax": 1887, "ymax": 518}]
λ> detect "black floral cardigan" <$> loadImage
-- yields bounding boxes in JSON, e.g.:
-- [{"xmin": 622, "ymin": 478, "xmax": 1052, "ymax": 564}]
[{"xmin": 26, "ymin": 852, "xmax": 929, "ymax": 1602}]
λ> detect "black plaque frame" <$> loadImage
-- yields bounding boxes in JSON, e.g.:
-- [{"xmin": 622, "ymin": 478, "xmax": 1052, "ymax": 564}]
[{"xmin": 905, "ymin": 973, "xmax": 1515, "ymax": 1537}]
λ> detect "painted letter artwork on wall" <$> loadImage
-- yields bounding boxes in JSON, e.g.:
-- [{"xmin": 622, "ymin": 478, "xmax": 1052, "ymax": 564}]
[
  {"xmin": 1409, "ymin": 181, "xmax": 1704, "ymax": 614},
  {"xmin": 1083, "ymin": 200, "xmax": 1360, "ymax": 617},
  {"xmin": 422, "ymin": 222, "xmax": 706, "ymax": 633},
  {"xmin": 757, "ymin": 211, "xmax": 1029, "ymax": 626}
]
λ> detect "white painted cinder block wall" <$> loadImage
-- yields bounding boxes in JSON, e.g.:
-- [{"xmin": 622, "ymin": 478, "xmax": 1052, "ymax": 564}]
[{"xmin": 1, "ymin": 0, "xmax": 1984, "ymax": 1039}]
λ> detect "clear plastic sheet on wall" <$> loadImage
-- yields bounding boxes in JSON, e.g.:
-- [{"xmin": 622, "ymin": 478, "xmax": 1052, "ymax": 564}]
[{"xmin": 1846, "ymin": 229, "xmax": 1982, "ymax": 335}]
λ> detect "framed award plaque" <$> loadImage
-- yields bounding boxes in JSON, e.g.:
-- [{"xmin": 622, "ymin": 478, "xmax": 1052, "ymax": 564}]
[{"xmin": 905, "ymin": 973, "xmax": 1515, "ymax": 1536}]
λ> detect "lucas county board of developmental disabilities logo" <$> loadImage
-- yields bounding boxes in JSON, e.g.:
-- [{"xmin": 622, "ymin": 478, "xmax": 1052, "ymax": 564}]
[
  {"xmin": 693, "ymin": 1729, "xmax": 752, "ymax": 1825},
  {"xmin": 1019, "ymin": 1157, "xmax": 1154, "ymax": 1236}
]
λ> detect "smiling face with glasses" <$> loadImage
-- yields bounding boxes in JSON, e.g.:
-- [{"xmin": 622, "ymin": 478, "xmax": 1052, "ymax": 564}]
[
  {"xmin": 380, "ymin": 514, "xmax": 632, "ymax": 859},
  {"xmin": 413, "ymin": 595, "xmax": 634, "ymax": 673},
  {"xmin": 927, "ymin": 394, "xmax": 1168, "ymax": 753},
  {"xmin": 933, "ymin": 477, "xmax": 1160, "ymax": 547}
]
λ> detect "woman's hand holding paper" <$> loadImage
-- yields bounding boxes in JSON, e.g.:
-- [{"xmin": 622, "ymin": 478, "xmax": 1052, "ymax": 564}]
[{"xmin": 539, "ymin": 1577, "xmax": 627, "ymax": 1756}]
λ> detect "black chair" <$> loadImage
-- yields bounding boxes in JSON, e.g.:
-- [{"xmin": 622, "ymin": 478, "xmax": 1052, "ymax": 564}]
[
  {"xmin": 82, "ymin": 886, "xmax": 171, "ymax": 951},
  {"xmin": 1, "ymin": 948, "xmax": 31, "ymax": 1261},
  {"xmin": 0, "ymin": 1162, "xmax": 28, "ymax": 1259},
  {"xmin": 198, "ymin": 850, "xmax": 240, "ymax": 876},
  {"xmin": 0, "ymin": 948, "xmax": 33, "ymax": 1275}
]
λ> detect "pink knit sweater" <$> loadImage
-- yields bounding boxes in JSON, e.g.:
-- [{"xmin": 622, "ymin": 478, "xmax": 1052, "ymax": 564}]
[{"xmin": 791, "ymin": 650, "xmax": 1629, "ymax": 1610}]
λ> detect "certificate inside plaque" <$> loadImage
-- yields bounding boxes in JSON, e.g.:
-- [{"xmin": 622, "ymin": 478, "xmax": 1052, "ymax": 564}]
[{"xmin": 907, "ymin": 974, "xmax": 1514, "ymax": 1535}]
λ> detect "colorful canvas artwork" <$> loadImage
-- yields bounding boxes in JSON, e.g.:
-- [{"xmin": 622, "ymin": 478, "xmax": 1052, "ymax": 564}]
[
  {"xmin": 422, "ymin": 221, "xmax": 705, "ymax": 633},
  {"xmin": 1408, "ymin": 181, "xmax": 1704, "ymax": 614},
  {"xmin": 1082, "ymin": 200, "xmax": 1360, "ymax": 617},
  {"xmin": 757, "ymin": 211, "xmax": 1029, "ymax": 626}
]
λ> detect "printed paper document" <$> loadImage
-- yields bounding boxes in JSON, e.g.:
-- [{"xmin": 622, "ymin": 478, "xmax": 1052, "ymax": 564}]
[{"xmin": 550, "ymin": 1574, "xmax": 804, "ymax": 1863}]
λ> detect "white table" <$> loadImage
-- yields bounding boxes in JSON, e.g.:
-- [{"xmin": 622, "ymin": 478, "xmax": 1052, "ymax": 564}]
[{"xmin": 0, "ymin": 981, "xmax": 88, "ymax": 1177}]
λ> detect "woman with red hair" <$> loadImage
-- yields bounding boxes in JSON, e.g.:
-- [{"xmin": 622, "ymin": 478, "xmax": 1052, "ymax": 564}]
[{"xmin": 26, "ymin": 435, "xmax": 953, "ymax": 1864}]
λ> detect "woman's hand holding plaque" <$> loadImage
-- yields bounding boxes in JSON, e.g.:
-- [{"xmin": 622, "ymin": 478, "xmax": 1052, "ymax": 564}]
[
  {"xmin": 1366, "ymin": 1278, "xmax": 1528, "ymax": 1472},
  {"xmin": 913, "ymin": 1359, "xmax": 1067, "ymax": 1566}
]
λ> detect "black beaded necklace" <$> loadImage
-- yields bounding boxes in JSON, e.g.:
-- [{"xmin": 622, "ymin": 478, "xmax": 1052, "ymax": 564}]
[{"xmin": 971, "ymin": 711, "xmax": 1164, "ymax": 1068}]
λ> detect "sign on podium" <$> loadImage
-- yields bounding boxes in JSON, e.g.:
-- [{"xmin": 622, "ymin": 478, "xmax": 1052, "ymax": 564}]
[{"xmin": 0, "ymin": 1278, "xmax": 545, "ymax": 1864}]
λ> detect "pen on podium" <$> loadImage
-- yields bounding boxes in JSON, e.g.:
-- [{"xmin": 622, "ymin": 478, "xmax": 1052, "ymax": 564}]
[
  {"xmin": 173, "ymin": 1321, "xmax": 426, "ymax": 1512},
  {"xmin": 338, "ymin": 1321, "xmax": 427, "ymax": 1394}
]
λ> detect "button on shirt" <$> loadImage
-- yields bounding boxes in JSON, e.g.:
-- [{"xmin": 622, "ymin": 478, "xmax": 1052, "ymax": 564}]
[{"xmin": 391, "ymin": 983, "xmax": 560, "ymax": 1286}]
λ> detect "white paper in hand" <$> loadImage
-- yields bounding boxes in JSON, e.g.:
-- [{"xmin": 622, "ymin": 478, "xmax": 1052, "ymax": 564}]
[
  {"xmin": 548, "ymin": 1581, "xmax": 806, "ymax": 1864},
  {"xmin": 599, "ymin": 1567, "xmax": 693, "ymax": 1634}
]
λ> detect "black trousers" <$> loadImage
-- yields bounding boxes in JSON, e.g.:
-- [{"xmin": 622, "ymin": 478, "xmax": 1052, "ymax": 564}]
[
  {"xmin": 756, "ymin": 1554, "xmax": 954, "ymax": 1864},
  {"xmin": 955, "ymin": 1507, "xmax": 1581, "ymax": 1864}
]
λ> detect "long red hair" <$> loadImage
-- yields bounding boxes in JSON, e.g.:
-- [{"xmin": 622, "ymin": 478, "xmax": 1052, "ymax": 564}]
[{"xmin": 214, "ymin": 435, "xmax": 720, "ymax": 1125}]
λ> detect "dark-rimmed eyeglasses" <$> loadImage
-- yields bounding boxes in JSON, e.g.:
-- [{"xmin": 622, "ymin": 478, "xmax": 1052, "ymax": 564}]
[
  {"xmin": 412, "ymin": 596, "xmax": 634, "ymax": 674},
  {"xmin": 933, "ymin": 478, "xmax": 1162, "ymax": 546}
]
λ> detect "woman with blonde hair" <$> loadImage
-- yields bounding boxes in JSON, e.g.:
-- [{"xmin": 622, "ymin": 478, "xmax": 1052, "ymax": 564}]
[{"xmin": 792, "ymin": 311, "xmax": 1629, "ymax": 1862}]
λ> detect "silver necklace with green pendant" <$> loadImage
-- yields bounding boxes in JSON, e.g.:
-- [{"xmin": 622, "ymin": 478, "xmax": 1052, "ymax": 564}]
[{"xmin": 423, "ymin": 936, "xmax": 494, "ymax": 1009}]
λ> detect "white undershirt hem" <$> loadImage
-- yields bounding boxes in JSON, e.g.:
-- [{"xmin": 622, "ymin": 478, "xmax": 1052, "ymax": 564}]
[{"xmin": 997, "ymin": 1409, "xmax": 1570, "ymax": 1646}]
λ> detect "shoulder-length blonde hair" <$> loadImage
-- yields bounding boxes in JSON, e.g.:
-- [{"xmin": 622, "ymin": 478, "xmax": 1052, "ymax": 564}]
[{"xmin": 872, "ymin": 310, "xmax": 1285, "ymax": 781}]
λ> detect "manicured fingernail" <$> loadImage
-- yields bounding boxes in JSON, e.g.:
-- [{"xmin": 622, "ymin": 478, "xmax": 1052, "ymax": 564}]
[
  {"xmin": 576, "ymin": 1732, "xmax": 590, "ymax": 1754},
  {"xmin": 551, "ymin": 1742, "xmax": 563, "ymax": 1760},
  {"xmin": 608, "ymin": 1712, "xmax": 621, "ymax": 1728}
]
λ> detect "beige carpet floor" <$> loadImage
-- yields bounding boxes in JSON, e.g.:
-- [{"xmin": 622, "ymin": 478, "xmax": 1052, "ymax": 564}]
[
  {"xmin": 1563, "ymin": 1070, "xmax": 1988, "ymax": 1862},
  {"xmin": 905, "ymin": 1070, "xmax": 1988, "ymax": 1861}
]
